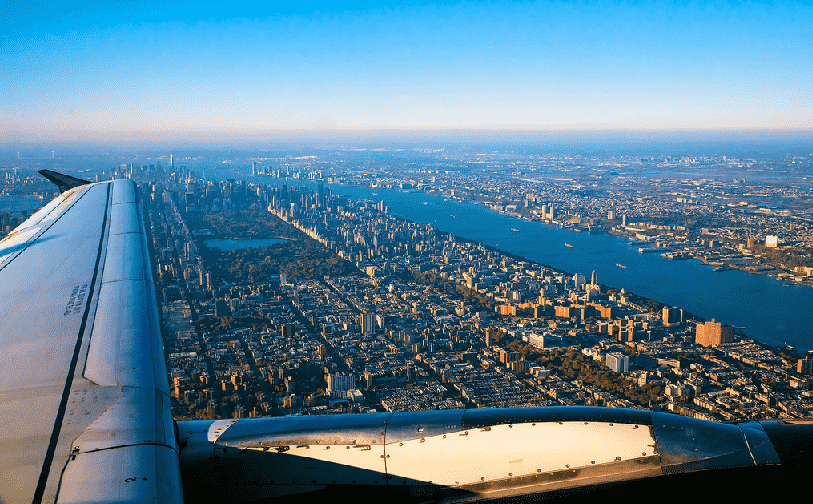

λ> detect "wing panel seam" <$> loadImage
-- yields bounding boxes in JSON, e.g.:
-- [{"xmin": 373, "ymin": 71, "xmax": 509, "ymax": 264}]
[{"xmin": 74, "ymin": 441, "xmax": 178, "ymax": 455}]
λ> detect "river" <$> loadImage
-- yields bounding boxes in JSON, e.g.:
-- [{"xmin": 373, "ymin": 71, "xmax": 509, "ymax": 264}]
[{"xmin": 318, "ymin": 183, "xmax": 813, "ymax": 352}]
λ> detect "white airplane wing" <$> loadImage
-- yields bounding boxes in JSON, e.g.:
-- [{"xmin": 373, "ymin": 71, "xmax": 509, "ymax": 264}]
[
  {"xmin": 1, "ymin": 173, "xmax": 810, "ymax": 504},
  {"xmin": 0, "ymin": 176, "xmax": 183, "ymax": 504}
]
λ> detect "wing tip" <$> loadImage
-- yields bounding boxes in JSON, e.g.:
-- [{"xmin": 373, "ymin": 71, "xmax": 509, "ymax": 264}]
[{"xmin": 38, "ymin": 169, "xmax": 91, "ymax": 194}]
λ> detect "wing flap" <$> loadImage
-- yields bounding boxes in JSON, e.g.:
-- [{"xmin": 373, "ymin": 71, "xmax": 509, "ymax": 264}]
[
  {"xmin": 84, "ymin": 279, "xmax": 164, "ymax": 390},
  {"xmin": 103, "ymin": 234, "xmax": 152, "ymax": 283},
  {"xmin": 56, "ymin": 445, "xmax": 183, "ymax": 504},
  {"xmin": 70, "ymin": 386, "xmax": 174, "ymax": 452},
  {"xmin": 85, "ymin": 190, "xmax": 164, "ymax": 390},
  {"xmin": 111, "ymin": 179, "xmax": 138, "ymax": 205}
]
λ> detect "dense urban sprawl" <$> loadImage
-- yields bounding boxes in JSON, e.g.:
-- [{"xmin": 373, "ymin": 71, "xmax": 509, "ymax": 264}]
[{"xmin": 2, "ymin": 149, "xmax": 812, "ymax": 425}]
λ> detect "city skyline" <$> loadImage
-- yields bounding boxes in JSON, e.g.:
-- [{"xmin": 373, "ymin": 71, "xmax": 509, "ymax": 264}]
[{"xmin": 2, "ymin": 1, "xmax": 812, "ymax": 141}]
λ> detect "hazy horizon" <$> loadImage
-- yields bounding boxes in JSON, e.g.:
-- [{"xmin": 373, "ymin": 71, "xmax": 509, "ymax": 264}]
[
  {"xmin": 1, "ymin": 130, "xmax": 811, "ymax": 161},
  {"xmin": 3, "ymin": 1, "xmax": 812, "ymax": 140}
]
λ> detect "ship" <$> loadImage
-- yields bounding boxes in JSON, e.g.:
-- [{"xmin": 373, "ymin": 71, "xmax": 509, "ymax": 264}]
[
  {"xmin": 616, "ymin": 263, "xmax": 627, "ymax": 269},
  {"xmin": 564, "ymin": 243, "xmax": 573, "ymax": 248},
  {"xmin": 510, "ymin": 228, "xmax": 519, "ymax": 232}
]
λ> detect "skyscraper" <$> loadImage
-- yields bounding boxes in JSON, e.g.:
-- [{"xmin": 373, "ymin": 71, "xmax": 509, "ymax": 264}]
[
  {"xmin": 798, "ymin": 356, "xmax": 813, "ymax": 375},
  {"xmin": 360, "ymin": 312, "xmax": 376, "ymax": 334},
  {"xmin": 327, "ymin": 373, "xmax": 356, "ymax": 398},
  {"xmin": 606, "ymin": 352, "xmax": 629, "ymax": 373},
  {"xmin": 696, "ymin": 319, "xmax": 734, "ymax": 347},
  {"xmin": 662, "ymin": 307, "xmax": 683, "ymax": 326}
]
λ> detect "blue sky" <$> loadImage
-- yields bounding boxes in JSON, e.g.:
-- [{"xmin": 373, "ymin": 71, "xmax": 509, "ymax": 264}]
[{"xmin": 1, "ymin": 1, "xmax": 811, "ymax": 141}]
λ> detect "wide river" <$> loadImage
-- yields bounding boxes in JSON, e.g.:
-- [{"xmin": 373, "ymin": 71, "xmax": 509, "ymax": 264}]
[{"xmin": 318, "ymin": 183, "xmax": 813, "ymax": 352}]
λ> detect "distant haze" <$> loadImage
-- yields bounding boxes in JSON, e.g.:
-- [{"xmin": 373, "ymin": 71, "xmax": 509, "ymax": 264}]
[
  {"xmin": 2, "ymin": 1, "xmax": 812, "ymax": 140},
  {"xmin": 2, "ymin": 130, "xmax": 812, "ymax": 160}
]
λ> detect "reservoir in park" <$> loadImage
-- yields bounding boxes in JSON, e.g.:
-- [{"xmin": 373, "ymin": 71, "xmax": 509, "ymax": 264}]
[{"xmin": 204, "ymin": 238, "xmax": 288, "ymax": 251}]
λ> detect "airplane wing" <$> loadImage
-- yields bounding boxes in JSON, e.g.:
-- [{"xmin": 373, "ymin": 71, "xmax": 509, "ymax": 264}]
[
  {"xmin": 2, "ymin": 173, "xmax": 812, "ymax": 503},
  {"xmin": 0, "ymin": 177, "xmax": 183, "ymax": 504}
]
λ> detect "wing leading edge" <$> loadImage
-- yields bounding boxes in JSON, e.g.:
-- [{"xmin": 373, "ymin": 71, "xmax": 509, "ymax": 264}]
[{"xmin": 0, "ymin": 178, "xmax": 183, "ymax": 504}]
